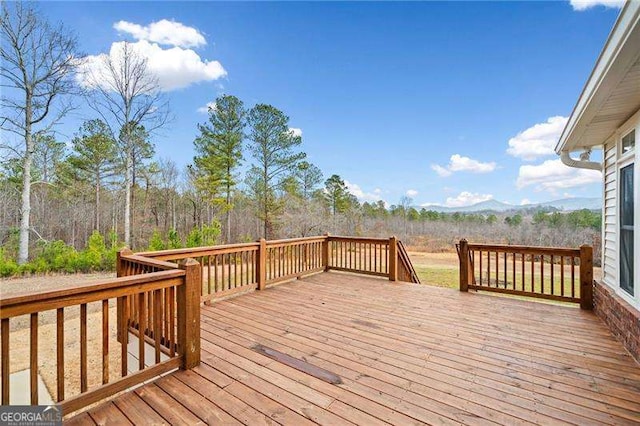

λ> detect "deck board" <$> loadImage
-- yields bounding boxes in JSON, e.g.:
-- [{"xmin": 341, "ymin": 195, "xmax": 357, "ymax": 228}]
[{"xmin": 67, "ymin": 271, "xmax": 640, "ymax": 425}]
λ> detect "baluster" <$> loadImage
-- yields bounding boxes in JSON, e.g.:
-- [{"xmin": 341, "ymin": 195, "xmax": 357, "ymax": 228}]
[
  {"xmin": 80, "ymin": 303, "xmax": 88, "ymax": 392},
  {"xmin": 102, "ymin": 300, "xmax": 109, "ymax": 385},
  {"xmin": 561, "ymin": 256, "xmax": 565, "ymax": 297},
  {"xmin": 1, "ymin": 318, "xmax": 8, "ymax": 404},
  {"xmin": 495, "ymin": 251, "xmax": 499, "ymax": 287},
  {"xmin": 138, "ymin": 293, "xmax": 146, "ymax": 371},
  {"xmin": 120, "ymin": 297, "xmax": 128, "ymax": 377},
  {"xmin": 228, "ymin": 253, "xmax": 233, "ymax": 290},
  {"xmin": 207, "ymin": 256, "xmax": 212, "ymax": 296},
  {"xmin": 512, "ymin": 252, "xmax": 516, "ymax": 290},
  {"xmin": 571, "ymin": 256, "xmax": 576, "ymax": 298},
  {"xmin": 478, "ymin": 250, "xmax": 483, "ymax": 285},
  {"xmin": 221, "ymin": 254, "xmax": 226, "ymax": 291},
  {"xmin": 503, "ymin": 252, "xmax": 507, "ymax": 288},
  {"xmin": 540, "ymin": 255, "xmax": 545, "ymax": 294},
  {"xmin": 551, "ymin": 255, "xmax": 555, "ymax": 295},
  {"xmin": 521, "ymin": 253, "xmax": 525, "ymax": 292},
  {"xmin": 487, "ymin": 251, "xmax": 491, "ymax": 286},
  {"xmin": 169, "ymin": 286, "xmax": 176, "ymax": 357},
  {"xmin": 57, "ymin": 308, "xmax": 64, "ymax": 401},
  {"xmin": 30, "ymin": 313, "xmax": 38, "ymax": 404},
  {"xmin": 153, "ymin": 290, "xmax": 161, "ymax": 364}
]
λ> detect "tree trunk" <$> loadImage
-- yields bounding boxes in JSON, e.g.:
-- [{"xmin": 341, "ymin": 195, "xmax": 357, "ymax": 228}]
[
  {"xmin": 17, "ymin": 94, "xmax": 33, "ymax": 265},
  {"xmin": 226, "ymin": 165, "xmax": 232, "ymax": 243},
  {"xmin": 18, "ymin": 134, "xmax": 33, "ymax": 264},
  {"xmin": 95, "ymin": 171, "xmax": 100, "ymax": 231},
  {"xmin": 124, "ymin": 151, "xmax": 132, "ymax": 247}
]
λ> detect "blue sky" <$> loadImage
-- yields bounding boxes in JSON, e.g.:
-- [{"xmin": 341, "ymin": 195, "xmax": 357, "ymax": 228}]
[{"xmin": 37, "ymin": 1, "xmax": 623, "ymax": 208}]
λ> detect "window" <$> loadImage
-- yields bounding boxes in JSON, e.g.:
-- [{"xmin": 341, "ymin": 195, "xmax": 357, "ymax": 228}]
[
  {"xmin": 620, "ymin": 163, "xmax": 634, "ymax": 296},
  {"xmin": 622, "ymin": 130, "xmax": 635, "ymax": 155}
]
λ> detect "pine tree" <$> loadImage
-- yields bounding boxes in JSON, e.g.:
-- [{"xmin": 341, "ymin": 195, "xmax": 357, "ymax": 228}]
[
  {"xmin": 193, "ymin": 95, "xmax": 245, "ymax": 242},
  {"xmin": 246, "ymin": 104, "xmax": 305, "ymax": 239}
]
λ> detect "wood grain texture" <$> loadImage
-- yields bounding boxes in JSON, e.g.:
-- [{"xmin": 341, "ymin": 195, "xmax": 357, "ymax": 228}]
[{"xmin": 74, "ymin": 271, "xmax": 640, "ymax": 425}]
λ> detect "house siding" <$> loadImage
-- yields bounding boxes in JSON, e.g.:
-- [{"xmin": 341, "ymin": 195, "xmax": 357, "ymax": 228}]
[{"xmin": 602, "ymin": 138, "xmax": 617, "ymax": 288}]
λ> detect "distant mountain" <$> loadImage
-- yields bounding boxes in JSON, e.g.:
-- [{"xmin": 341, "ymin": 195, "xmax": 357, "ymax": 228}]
[
  {"xmin": 421, "ymin": 197, "xmax": 601, "ymax": 213},
  {"xmin": 533, "ymin": 197, "xmax": 602, "ymax": 211}
]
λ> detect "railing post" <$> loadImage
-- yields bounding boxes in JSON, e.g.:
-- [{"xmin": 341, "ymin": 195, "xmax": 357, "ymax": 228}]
[
  {"xmin": 459, "ymin": 239, "xmax": 469, "ymax": 292},
  {"xmin": 116, "ymin": 248, "xmax": 133, "ymax": 343},
  {"xmin": 257, "ymin": 238, "xmax": 267, "ymax": 290},
  {"xmin": 322, "ymin": 233, "xmax": 330, "ymax": 271},
  {"xmin": 580, "ymin": 245, "xmax": 594, "ymax": 310},
  {"xmin": 178, "ymin": 258, "xmax": 201, "ymax": 369},
  {"xmin": 116, "ymin": 248, "xmax": 133, "ymax": 278},
  {"xmin": 389, "ymin": 236, "xmax": 397, "ymax": 281}
]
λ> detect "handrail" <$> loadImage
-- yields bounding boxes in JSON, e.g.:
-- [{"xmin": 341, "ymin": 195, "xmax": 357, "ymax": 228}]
[
  {"xmin": 137, "ymin": 242, "xmax": 260, "ymax": 261},
  {"xmin": 466, "ymin": 243, "xmax": 581, "ymax": 257},
  {"xmin": 0, "ymin": 270, "xmax": 185, "ymax": 316},
  {"xmin": 397, "ymin": 240, "xmax": 421, "ymax": 284},
  {"xmin": 458, "ymin": 240, "xmax": 593, "ymax": 309}
]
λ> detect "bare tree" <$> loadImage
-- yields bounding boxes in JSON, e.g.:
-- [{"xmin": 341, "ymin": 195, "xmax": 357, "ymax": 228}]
[
  {"xmin": 83, "ymin": 41, "xmax": 168, "ymax": 247},
  {"xmin": 0, "ymin": 2, "xmax": 79, "ymax": 263}
]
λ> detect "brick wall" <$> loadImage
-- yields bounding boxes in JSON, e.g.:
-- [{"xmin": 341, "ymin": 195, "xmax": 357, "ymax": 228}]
[{"xmin": 594, "ymin": 281, "xmax": 640, "ymax": 363}]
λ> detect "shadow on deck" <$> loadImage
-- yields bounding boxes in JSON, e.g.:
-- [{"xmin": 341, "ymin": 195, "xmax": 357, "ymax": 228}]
[{"xmin": 69, "ymin": 271, "xmax": 640, "ymax": 425}]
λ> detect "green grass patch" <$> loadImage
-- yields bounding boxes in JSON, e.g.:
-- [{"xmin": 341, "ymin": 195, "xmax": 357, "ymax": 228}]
[{"xmin": 415, "ymin": 266, "xmax": 459, "ymax": 289}]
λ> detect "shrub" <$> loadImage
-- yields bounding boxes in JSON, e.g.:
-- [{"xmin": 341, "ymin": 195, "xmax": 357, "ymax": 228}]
[
  {"xmin": 166, "ymin": 228, "xmax": 182, "ymax": 249},
  {"xmin": 185, "ymin": 228, "xmax": 202, "ymax": 248},
  {"xmin": 186, "ymin": 221, "xmax": 221, "ymax": 248},
  {"xmin": 147, "ymin": 230, "xmax": 166, "ymax": 251},
  {"xmin": 0, "ymin": 249, "xmax": 18, "ymax": 277}
]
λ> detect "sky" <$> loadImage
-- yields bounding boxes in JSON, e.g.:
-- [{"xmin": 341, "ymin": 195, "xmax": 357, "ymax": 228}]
[{"xmin": 34, "ymin": 0, "xmax": 625, "ymax": 208}]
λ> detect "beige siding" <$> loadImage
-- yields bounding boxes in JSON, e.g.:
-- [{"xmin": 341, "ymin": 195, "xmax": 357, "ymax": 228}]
[{"xmin": 603, "ymin": 139, "xmax": 617, "ymax": 288}]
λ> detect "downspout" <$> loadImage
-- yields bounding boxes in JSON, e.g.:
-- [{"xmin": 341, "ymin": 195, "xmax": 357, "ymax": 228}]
[{"xmin": 560, "ymin": 149, "xmax": 602, "ymax": 171}]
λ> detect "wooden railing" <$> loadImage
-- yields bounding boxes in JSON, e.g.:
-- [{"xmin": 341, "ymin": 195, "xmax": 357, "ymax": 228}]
[
  {"xmin": 138, "ymin": 235, "xmax": 421, "ymax": 303},
  {"xmin": 457, "ymin": 240, "xmax": 593, "ymax": 309},
  {"xmin": 327, "ymin": 236, "xmax": 391, "ymax": 277},
  {"xmin": 266, "ymin": 236, "xmax": 326, "ymax": 285},
  {"xmin": 137, "ymin": 242, "xmax": 261, "ymax": 303},
  {"xmin": 0, "ymin": 235, "xmax": 418, "ymax": 415},
  {"xmin": 0, "ymin": 254, "xmax": 200, "ymax": 414}
]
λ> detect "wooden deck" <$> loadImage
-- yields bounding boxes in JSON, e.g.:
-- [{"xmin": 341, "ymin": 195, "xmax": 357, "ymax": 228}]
[{"xmin": 68, "ymin": 271, "xmax": 640, "ymax": 425}]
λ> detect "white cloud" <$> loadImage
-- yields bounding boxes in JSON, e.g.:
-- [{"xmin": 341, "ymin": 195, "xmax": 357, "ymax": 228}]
[
  {"xmin": 516, "ymin": 159, "xmax": 601, "ymax": 192},
  {"xmin": 520, "ymin": 198, "xmax": 532, "ymax": 205},
  {"xmin": 431, "ymin": 164, "xmax": 452, "ymax": 177},
  {"xmin": 79, "ymin": 40, "xmax": 226, "ymax": 92},
  {"xmin": 507, "ymin": 116, "xmax": 568, "ymax": 161},
  {"xmin": 432, "ymin": 154, "xmax": 496, "ymax": 176},
  {"xmin": 197, "ymin": 101, "xmax": 217, "ymax": 114},
  {"xmin": 444, "ymin": 192, "xmax": 494, "ymax": 208},
  {"xmin": 406, "ymin": 189, "xmax": 418, "ymax": 197},
  {"xmin": 114, "ymin": 19, "xmax": 206, "ymax": 48},
  {"xmin": 344, "ymin": 180, "xmax": 383, "ymax": 202},
  {"xmin": 288, "ymin": 127, "xmax": 303, "ymax": 138},
  {"xmin": 569, "ymin": 0, "xmax": 625, "ymax": 11}
]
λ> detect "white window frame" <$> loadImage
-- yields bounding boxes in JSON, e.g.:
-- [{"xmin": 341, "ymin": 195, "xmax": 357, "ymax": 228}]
[{"xmin": 616, "ymin": 119, "xmax": 638, "ymax": 310}]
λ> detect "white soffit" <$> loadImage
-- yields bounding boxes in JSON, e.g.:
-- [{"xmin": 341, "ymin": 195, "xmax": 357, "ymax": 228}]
[{"xmin": 556, "ymin": 1, "xmax": 640, "ymax": 153}]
